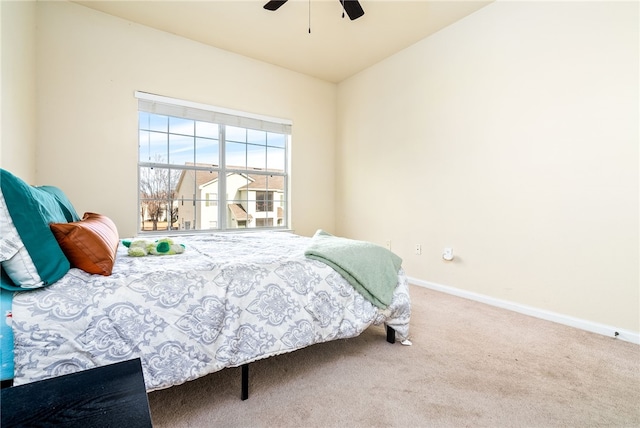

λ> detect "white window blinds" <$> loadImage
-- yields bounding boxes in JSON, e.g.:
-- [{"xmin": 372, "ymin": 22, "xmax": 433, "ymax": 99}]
[{"xmin": 135, "ymin": 91, "xmax": 292, "ymax": 135}]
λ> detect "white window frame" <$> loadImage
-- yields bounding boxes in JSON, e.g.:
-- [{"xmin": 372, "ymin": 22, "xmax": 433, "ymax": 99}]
[{"xmin": 136, "ymin": 91, "xmax": 292, "ymax": 234}]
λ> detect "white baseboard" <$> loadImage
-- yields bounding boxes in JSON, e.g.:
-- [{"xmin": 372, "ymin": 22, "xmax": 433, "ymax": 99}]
[{"xmin": 408, "ymin": 277, "xmax": 640, "ymax": 346}]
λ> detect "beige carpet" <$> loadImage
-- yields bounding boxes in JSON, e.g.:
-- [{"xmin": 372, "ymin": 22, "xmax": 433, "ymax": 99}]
[{"xmin": 148, "ymin": 285, "xmax": 640, "ymax": 427}]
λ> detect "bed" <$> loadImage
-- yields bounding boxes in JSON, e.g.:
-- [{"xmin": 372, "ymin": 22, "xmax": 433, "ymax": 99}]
[{"xmin": 0, "ymin": 169, "xmax": 410, "ymax": 398}]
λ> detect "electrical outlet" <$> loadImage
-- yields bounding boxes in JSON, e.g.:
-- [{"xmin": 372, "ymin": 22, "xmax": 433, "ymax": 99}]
[
  {"xmin": 415, "ymin": 244, "xmax": 422, "ymax": 255},
  {"xmin": 385, "ymin": 240, "xmax": 391, "ymax": 250}
]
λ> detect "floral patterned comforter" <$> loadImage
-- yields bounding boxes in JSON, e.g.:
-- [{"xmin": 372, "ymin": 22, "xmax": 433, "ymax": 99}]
[{"xmin": 11, "ymin": 231, "xmax": 411, "ymax": 391}]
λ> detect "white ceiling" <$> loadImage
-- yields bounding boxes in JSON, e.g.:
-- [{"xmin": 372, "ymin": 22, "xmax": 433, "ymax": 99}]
[{"xmin": 74, "ymin": 0, "xmax": 493, "ymax": 83}]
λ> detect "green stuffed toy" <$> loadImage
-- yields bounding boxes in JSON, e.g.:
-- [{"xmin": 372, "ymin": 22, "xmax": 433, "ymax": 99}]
[{"xmin": 122, "ymin": 238, "xmax": 186, "ymax": 257}]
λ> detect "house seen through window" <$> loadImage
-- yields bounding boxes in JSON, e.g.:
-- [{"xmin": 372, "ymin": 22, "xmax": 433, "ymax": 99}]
[{"xmin": 136, "ymin": 92, "xmax": 290, "ymax": 233}]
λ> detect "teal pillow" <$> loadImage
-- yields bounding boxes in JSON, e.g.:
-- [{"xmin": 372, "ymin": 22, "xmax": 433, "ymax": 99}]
[
  {"xmin": 39, "ymin": 185, "xmax": 80, "ymax": 222},
  {"xmin": 0, "ymin": 169, "xmax": 71, "ymax": 289}
]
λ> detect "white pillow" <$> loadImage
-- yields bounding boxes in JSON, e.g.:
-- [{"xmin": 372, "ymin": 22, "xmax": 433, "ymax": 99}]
[
  {"xmin": 0, "ymin": 192, "xmax": 22, "ymax": 261},
  {"xmin": 0, "ymin": 191, "xmax": 43, "ymax": 288},
  {"xmin": 3, "ymin": 247, "xmax": 43, "ymax": 288}
]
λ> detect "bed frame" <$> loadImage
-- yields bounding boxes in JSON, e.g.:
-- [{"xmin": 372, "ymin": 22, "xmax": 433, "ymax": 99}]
[{"xmin": 238, "ymin": 325, "xmax": 396, "ymax": 400}]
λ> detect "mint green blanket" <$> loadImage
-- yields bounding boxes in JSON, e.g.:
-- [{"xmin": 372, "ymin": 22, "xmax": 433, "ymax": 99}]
[{"xmin": 304, "ymin": 230, "xmax": 402, "ymax": 309}]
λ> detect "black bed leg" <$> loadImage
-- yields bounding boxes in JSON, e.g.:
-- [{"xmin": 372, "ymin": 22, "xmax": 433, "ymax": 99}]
[
  {"xmin": 386, "ymin": 325, "xmax": 396, "ymax": 344},
  {"xmin": 241, "ymin": 364, "xmax": 249, "ymax": 400}
]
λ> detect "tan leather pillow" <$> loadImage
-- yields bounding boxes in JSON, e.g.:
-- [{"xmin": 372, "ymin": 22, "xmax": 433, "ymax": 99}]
[{"xmin": 50, "ymin": 212, "xmax": 119, "ymax": 276}]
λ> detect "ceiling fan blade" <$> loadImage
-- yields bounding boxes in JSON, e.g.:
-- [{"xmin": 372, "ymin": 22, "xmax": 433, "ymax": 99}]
[
  {"xmin": 340, "ymin": 0, "xmax": 365, "ymax": 20},
  {"xmin": 264, "ymin": 0, "xmax": 288, "ymax": 11}
]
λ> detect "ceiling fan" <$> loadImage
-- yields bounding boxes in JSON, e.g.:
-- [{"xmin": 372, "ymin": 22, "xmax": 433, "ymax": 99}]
[{"xmin": 264, "ymin": 0, "xmax": 365, "ymax": 21}]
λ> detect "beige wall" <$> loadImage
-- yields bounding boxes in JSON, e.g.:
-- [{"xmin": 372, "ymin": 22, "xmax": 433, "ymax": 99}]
[
  {"xmin": 31, "ymin": 1, "xmax": 336, "ymax": 237},
  {"xmin": 1, "ymin": 1, "xmax": 37, "ymax": 182},
  {"xmin": 336, "ymin": 1, "xmax": 639, "ymax": 332}
]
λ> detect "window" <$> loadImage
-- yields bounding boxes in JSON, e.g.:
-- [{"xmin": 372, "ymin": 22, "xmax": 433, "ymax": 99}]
[
  {"xmin": 205, "ymin": 193, "xmax": 217, "ymax": 207},
  {"xmin": 256, "ymin": 191, "xmax": 274, "ymax": 212},
  {"xmin": 256, "ymin": 218, "xmax": 274, "ymax": 227},
  {"xmin": 136, "ymin": 92, "xmax": 290, "ymax": 233}
]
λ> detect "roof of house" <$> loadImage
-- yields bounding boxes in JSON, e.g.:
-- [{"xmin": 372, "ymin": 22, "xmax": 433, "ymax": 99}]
[
  {"xmin": 239, "ymin": 174, "xmax": 284, "ymax": 191},
  {"xmin": 228, "ymin": 203, "xmax": 252, "ymax": 221},
  {"xmin": 176, "ymin": 164, "xmax": 284, "ymax": 194}
]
